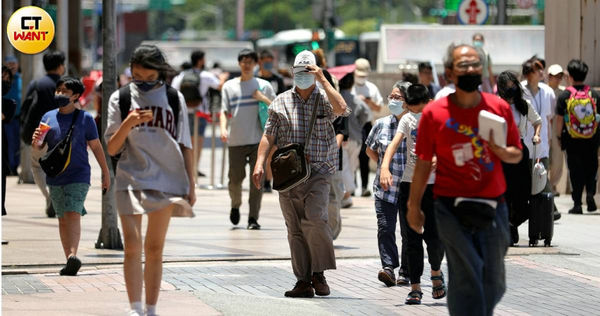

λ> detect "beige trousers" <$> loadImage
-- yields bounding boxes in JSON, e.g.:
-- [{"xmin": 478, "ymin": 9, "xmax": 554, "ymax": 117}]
[{"xmin": 278, "ymin": 172, "xmax": 337, "ymax": 281}]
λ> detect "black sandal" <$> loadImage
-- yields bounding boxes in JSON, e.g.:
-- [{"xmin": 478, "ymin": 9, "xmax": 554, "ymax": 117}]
[
  {"xmin": 431, "ymin": 273, "xmax": 447, "ymax": 299},
  {"xmin": 405, "ymin": 290, "xmax": 423, "ymax": 305}
]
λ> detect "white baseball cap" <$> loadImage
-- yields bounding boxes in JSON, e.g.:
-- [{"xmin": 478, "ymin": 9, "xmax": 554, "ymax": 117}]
[
  {"xmin": 293, "ymin": 50, "xmax": 316, "ymax": 73},
  {"xmin": 547, "ymin": 64, "xmax": 564, "ymax": 76},
  {"xmin": 354, "ymin": 58, "xmax": 371, "ymax": 77}
]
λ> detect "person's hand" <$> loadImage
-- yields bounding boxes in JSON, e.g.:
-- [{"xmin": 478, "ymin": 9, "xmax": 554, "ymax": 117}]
[
  {"xmin": 304, "ymin": 65, "xmax": 326, "ymax": 84},
  {"xmin": 431, "ymin": 156, "xmax": 437, "ymax": 171},
  {"xmin": 125, "ymin": 109, "xmax": 153, "ymax": 128},
  {"xmin": 31, "ymin": 127, "xmax": 43, "ymax": 148},
  {"xmin": 186, "ymin": 186, "xmax": 197, "ymax": 206},
  {"xmin": 220, "ymin": 129, "xmax": 228, "ymax": 143},
  {"xmin": 533, "ymin": 134, "xmax": 541, "ymax": 144},
  {"xmin": 358, "ymin": 95, "xmax": 367, "ymax": 102},
  {"xmin": 101, "ymin": 170, "xmax": 110, "ymax": 192},
  {"xmin": 407, "ymin": 200, "xmax": 425, "ymax": 234},
  {"xmin": 380, "ymin": 168, "xmax": 393, "ymax": 191},
  {"xmin": 252, "ymin": 164, "xmax": 264, "ymax": 190},
  {"xmin": 487, "ymin": 129, "xmax": 502, "ymax": 155},
  {"xmin": 219, "ymin": 72, "xmax": 230, "ymax": 81}
]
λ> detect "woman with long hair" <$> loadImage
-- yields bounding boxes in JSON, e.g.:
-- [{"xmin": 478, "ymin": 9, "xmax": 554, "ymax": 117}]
[
  {"xmin": 106, "ymin": 45, "xmax": 195, "ymax": 316},
  {"xmin": 497, "ymin": 70, "xmax": 541, "ymax": 246}
]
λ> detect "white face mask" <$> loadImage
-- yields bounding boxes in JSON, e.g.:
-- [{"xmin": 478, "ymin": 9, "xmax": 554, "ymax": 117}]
[
  {"xmin": 355, "ymin": 76, "xmax": 367, "ymax": 85},
  {"xmin": 388, "ymin": 100, "xmax": 404, "ymax": 115},
  {"xmin": 294, "ymin": 72, "xmax": 315, "ymax": 90}
]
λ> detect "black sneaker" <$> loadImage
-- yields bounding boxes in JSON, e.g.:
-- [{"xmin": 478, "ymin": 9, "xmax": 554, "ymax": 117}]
[
  {"xmin": 46, "ymin": 202, "xmax": 56, "ymax": 218},
  {"xmin": 510, "ymin": 224, "xmax": 519, "ymax": 246},
  {"xmin": 197, "ymin": 171, "xmax": 206, "ymax": 177},
  {"xmin": 247, "ymin": 217, "xmax": 261, "ymax": 230},
  {"xmin": 229, "ymin": 208, "xmax": 240, "ymax": 225},
  {"xmin": 568, "ymin": 205, "xmax": 583, "ymax": 214},
  {"xmin": 587, "ymin": 196, "xmax": 597, "ymax": 212},
  {"xmin": 60, "ymin": 256, "xmax": 81, "ymax": 276}
]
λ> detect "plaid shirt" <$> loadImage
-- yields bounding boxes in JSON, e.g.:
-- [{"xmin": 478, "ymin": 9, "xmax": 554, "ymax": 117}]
[
  {"xmin": 365, "ymin": 115, "xmax": 407, "ymax": 204},
  {"xmin": 265, "ymin": 87, "xmax": 350, "ymax": 175}
]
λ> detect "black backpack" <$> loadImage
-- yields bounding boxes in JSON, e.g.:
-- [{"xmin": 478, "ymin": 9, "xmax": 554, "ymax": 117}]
[
  {"xmin": 179, "ymin": 70, "xmax": 202, "ymax": 105},
  {"xmin": 118, "ymin": 83, "xmax": 180, "ymax": 130},
  {"xmin": 20, "ymin": 81, "xmax": 40, "ymax": 145}
]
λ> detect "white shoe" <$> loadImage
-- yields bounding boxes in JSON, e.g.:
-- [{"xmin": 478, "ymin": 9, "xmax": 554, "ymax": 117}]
[
  {"xmin": 341, "ymin": 197, "xmax": 353, "ymax": 208},
  {"xmin": 127, "ymin": 310, "xmax": 143, "ymax": 316}
]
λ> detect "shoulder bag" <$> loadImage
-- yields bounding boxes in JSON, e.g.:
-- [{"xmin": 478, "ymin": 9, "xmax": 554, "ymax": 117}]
[{"xmin": 39, "ymin": 110, "xmax": 80, "ymax": 178}]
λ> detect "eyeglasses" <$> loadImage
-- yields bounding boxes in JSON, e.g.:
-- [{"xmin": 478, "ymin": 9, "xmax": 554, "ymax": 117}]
[
  {"xmin": 387, "ymin": 94, "xmax": 404, "ymax": 101},
  {"xmin": 455, "ymin": 61, "xmax": 482, "ymax": 71}
]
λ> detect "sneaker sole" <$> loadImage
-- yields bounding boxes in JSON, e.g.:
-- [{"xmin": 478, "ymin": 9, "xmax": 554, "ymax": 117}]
[
  {"xmin": 284, "ymin": 291, "xmax": 314, "ymax": 298},
  {"xmin": 378, "ymin": 271, "xmax": 396, "ymax": 287},
  {"xmin": 314, "ymin": 289, "xmax": 330, "ymax": 296}
]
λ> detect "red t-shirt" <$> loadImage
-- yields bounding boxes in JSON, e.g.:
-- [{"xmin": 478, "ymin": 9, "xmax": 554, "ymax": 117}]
[{"xmin": 415, "ymin": 92, "xmax": 522, "ymax": 198}]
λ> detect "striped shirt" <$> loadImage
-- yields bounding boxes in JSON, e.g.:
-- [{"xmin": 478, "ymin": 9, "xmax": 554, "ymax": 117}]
[
  {"xmin": 365, "ymin": 115, "xmax": 407, "ymax": 204},
  {"xmin": 265, "ymin": 87, "xmax": 350, "ymax": 175},
  {"xmin": 221, "ymin": 77, "xmax": 276, "ymax": 146}
]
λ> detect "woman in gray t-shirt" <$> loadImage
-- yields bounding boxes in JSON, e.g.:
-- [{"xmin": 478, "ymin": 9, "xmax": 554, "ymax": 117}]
[{"xmin": 106, "ymin": 45, "xmax": 195, "ymax": 316}]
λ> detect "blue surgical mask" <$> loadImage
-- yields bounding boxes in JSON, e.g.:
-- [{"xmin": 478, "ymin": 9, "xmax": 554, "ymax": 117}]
[
  {"xmin": 294, "ymin": 72, "xmax": 315, "ymax": 90},
  {"xmin": 263, "ymin": 62, "xmax": 273, "ymax": 71},
  {"xmin": 388, "ymin": 100, "xmax": 404, "ymax": 115},
  {"xmin": 473, "ymin": 40, "xmax": 484, "ymax": 48},
  {"xmin": 133, "ymin": 79, "xmax": 161, "ymax": 92},
  {"xmin": 54, "ymin": 94, "xmax": 71, "ymax": 107}
]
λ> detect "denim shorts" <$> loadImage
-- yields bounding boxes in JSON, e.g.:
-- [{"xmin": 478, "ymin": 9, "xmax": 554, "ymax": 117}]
[{"xmin": 48, "ymin": 183, "xmax": 90, "ymax": 218}]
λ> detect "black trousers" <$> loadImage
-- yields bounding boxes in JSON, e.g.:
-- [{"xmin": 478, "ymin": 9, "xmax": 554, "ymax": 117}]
[
  {"xmin": 566, "ymin": 142, "xmax": 598, "ymax": 205},
  {"xmin": 399, "ymin": 182, "xmax": 444, "ymax": 284},
  {"xmin": 503, "ymin": 139, "xmax": 530, "ymax": 227},
  {"xmin": 359, "ymin": 122, "xmax": 372, "ymax": 190}
]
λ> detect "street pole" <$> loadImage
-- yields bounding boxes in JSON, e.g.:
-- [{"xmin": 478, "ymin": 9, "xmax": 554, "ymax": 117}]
[
  {"xmin": 497, "ymin": 0, "xmax": 507, "ymax": 25},
  {"xmin": 236, "ymin": 0, "xmax": 244, "ymax": 40},
  {"xmin": 96, "ymin": 0, "xmax": 123, "ymax": 250}
]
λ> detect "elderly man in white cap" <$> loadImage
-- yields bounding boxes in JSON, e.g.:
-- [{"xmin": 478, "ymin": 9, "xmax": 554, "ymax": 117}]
[
  {"xmin": 547, "ymin": 64, "xmax": 566, "ymax": 195},
  {"xmin": 352, "ymin": 58, "xmax": 384, "ymax": 198},
  {"xmin": 252, "ymin": 50, "xmax": 349, "ymax": 298}
]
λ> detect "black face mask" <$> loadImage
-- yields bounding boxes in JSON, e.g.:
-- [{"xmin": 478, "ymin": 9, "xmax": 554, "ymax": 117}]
[
  {"xmin": 456, "ymin": 73, "xmax": 482, "ymax": 92},
  {"xmin": 54, "ymin": 94, "xmax": 71, "ymax": 107},
  {"xmin": 2, "ymin": 80, "xmax": 11, "ymax": 96}
]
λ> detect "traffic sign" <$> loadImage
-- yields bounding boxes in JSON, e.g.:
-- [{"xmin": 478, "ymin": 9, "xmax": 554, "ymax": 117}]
[{"xmin": 457, "ymin": 0, "xmax": 489, "ymax": 25}]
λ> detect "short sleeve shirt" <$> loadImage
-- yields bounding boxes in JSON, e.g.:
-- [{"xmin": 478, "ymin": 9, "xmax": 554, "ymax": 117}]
[
  {"xmin": 365, "ymin": 115, "xmax": 406, "ymax": 204},
  {"xmin": 522, "ymin": 82, "xmax": 555, "ymax": 159},
  {"xmin": 398, "ymin": 112, "xmax": 435, "ymax": 184},
  {"xmin": 264, "ymin": 87, "xmax": 350, "ymax": 175},
  {"xmin": 42, "ymin": 109, "xmax": 99, "ymax": 186},
  {"xmin": 415, "ymin": 93, "xmax": 522, "ymax": 198}
]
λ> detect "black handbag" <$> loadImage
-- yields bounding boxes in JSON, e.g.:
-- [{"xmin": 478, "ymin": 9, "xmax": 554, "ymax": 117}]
[
  {"xmin": 271, "ymin": 101, "xmax": 319, "ymax": 192},
  {"xmin": 452, "ymin": 197, "xmax": 497, "ymax": 232},
  {"xmin": 39, "ymin": 110, "xmax": 80, "ymax": 178}
]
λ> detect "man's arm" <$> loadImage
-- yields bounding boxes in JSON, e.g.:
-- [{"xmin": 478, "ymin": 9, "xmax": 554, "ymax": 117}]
[
  {"xmin": 306, "ymin": 65, "xmax": 347, "ymax": 116},
  {"xmin": 487, "ymin": 130, "xmax": 522, "ymax": 163},
  {"xmin": 252, "ymin": 134, "xmax": 276, "ymax": 189},
  {"xmin": 219, "ymin": 111, "xmax": 228, "ymax": 143},
  {"xmin": 88, "ymin": 138, "xmax": 110, "ymax": 191},
  {"xmin": 366, "ymin": 147, "xmax": 378, "ymax": 162}
]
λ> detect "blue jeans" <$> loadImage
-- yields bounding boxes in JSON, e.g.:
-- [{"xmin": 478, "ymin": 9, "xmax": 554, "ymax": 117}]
[
  {"xmin": 434, "ymin": 197, "xmax": 510, "ymax": 316},
  {"xmin": 375, "ymin": 197, "xmax": 408, "ymax": 275}
]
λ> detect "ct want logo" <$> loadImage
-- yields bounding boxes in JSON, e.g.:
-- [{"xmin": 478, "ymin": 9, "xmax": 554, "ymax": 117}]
[{"xmin": 6, "ymin": 6, "xmax": 55, "ymax": 54}]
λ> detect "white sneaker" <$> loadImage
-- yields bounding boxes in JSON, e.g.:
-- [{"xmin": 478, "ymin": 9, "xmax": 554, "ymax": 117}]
[
  {"xmin": 127, "ymin": 310, "xmax": 143, "ymax": 316},
  {"xmin": 341, "ymin": 197, "xmax": 353, "ymax": 208}
]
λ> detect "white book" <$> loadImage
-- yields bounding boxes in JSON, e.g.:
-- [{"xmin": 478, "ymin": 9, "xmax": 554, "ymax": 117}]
[{"xmin": 478, "ymin": 110, "xmax": 507, "ymax": 148}]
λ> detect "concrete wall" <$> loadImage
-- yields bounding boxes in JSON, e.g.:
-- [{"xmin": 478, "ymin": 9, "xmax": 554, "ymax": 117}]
[{"xmin": 545, "ymin": 0, "xmax": 600, "ymax": 86}]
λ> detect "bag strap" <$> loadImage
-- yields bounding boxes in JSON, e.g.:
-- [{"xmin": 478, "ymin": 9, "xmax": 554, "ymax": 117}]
[
  {"xmin": 304, "ymin": 93, "xmax": 320, "ymax": 148},
  {"xmin": 119, "ymin": 84, "xmax": 132, "ymax": 122},
  {"xmin": 64, "ymin": 109, "xmax": 81, "ymax": 141}
]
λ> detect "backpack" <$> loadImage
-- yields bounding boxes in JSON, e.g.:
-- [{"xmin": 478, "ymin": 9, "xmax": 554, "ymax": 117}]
[
  {"xmin": 118, "ymin": 83, "xmax": 180, "ymax": 131},
  {"xmin": 20, "ymin": 81, "xmax": 40, "ymax": 144},
  {"xmin": 564, "ymin": 85, "xmax": 598, "ymax": 139},
  {"xmin": 179, "ymin": 70, "xmax": 202, "ymax": 106},
  {"xmin": 39, "ymin": 110, "xmax": 80, "ymax": 177}
]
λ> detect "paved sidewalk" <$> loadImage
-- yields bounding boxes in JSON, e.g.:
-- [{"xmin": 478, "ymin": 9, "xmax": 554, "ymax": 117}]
[{"xmin": 3, "ymin": 146, "xmax": 600, "ymax": 315}]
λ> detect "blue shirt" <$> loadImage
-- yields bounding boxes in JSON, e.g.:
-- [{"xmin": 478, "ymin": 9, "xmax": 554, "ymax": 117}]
[
  {"xmin": 41, "ymin": 109, "xmax": 98, "ymax": 186},
  {"xmin": 365, "ymin": 115, "xmax": 407, "ymax": 204}
]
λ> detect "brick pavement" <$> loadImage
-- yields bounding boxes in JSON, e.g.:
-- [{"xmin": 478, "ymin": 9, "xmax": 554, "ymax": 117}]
[{"xmin": 4, "ymin": 256, "xmax": 600, "ymax": 315}]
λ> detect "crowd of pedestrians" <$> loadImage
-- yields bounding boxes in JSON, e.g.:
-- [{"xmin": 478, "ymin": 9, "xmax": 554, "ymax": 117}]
[{"xmin": 2, "ymin": 32, "xmax": 599, "ymax": 315}]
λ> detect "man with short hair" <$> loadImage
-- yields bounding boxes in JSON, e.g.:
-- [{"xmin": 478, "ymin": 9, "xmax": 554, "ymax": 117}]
[
  {"xmin": 472, "ymin": 33, "xmax": 495, "ymax": 93},
  {"xmin": 417, "ymin": 62, "xmax": 440, "ymax": 99},
  {"xmin": 547, "ymin": 64, "xmax": 566, "ymax": 196},
  {"xmin": 252, "ymin": 50, "xmax": 349, "ymax": 298},
  {"xmin": 352, "ymin": 58, "xmax": 384, "ymax": 197},
  {"xmin": 555, "ymin": 59, "xmax": 600, "ymax": 214},
  {"xmin": 3, "ymin": 56, "xmax": 22, "ymax": 175},
  {"xmin": 407, "ymin": 44, "xmax": 522, "ymax": 315},
  {"xmin": 20, "ymin": 50, "xmax": 66, "ymax": 217},
  {"xmin": 172, "ymin": 50, "xmax": 229, "ymax": 177},
  {"xmin": 220, "ymin": 49, "xmax": 275, "ymax": 230}
]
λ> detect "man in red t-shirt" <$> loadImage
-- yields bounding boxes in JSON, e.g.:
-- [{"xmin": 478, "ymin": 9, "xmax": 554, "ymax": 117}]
[{"xmin": 406, "ymin": 44, "xmax": 522, "ymax": 315}]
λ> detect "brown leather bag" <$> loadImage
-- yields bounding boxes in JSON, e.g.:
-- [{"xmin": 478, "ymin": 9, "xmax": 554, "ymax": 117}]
[{"xmin": 270, "ymin": 102, "xmax": 319, "ymax": 192}]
